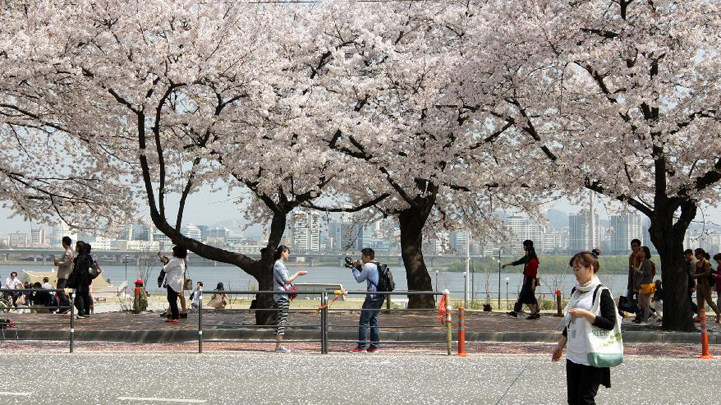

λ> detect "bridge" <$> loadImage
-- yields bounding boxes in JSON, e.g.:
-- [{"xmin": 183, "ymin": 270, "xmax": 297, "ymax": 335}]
[{"xmin": 0, "ymin": 248, "xmax": 482, "ymax": 267}]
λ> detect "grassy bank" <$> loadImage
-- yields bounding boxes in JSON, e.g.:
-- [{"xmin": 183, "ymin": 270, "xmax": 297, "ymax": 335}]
[{"xmin": 439, "ymin": 255, "xmax": 632, "ymax": 275}]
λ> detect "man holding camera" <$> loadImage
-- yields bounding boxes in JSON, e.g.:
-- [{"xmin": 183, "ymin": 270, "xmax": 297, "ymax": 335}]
[{"xmin": 349, "ymin": 248, "xmax": 383, "ymax": 353}]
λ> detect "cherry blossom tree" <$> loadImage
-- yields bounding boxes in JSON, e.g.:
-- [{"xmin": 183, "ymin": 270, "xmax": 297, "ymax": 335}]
[
  {"xmin": 310, "ymin": 1, "xmax": 540, "ymax": 308},
  {"xmin": 1, "ymin": 0, "xmax": 387, "ymax": 323},
  {"xmin": 463, "ymin": 0, "xmax": 721, "ymax": 331}
]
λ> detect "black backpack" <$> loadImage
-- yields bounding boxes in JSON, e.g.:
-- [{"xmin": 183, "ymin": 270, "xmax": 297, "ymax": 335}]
[{"xmin": 371, "ymin": 263, "xmax": 396, "ymax": 292}]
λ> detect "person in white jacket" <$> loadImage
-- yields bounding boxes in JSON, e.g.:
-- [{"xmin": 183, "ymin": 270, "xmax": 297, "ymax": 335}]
[{"xmin": 160, "ymin": 246, "xmax": 187, "ymax": 323}]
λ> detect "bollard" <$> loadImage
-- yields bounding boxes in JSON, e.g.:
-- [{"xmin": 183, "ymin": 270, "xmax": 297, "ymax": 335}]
[
  {"xmin": 444, "ymin": 290, "xmax": 452, "ymax": 356},
  {"xmin": 457, "ymin": 306, "xmax": 468, "ymax": 357},
  {"xmin": 699, "ymin": 309, "xmax": 713, "ymax": 359},
  {"xmin": 198, "ymin": 291, "xmax": 203, "ymax": 354},
  {"xmin": 556, "ymin": 290, "xmax": 562, "ymax": 317}
]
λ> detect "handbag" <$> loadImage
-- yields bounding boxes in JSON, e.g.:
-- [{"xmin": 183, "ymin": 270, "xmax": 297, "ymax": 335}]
[
  {"xmin": 585, "ymin": 286, "xmax": 624, "ymax": 368},
  {"xmin": 275, "ymin": 278, "xmax": 298, "ymax": 301},
  {"xmin": 640, "ymin": 283, "xmax": 656, "ymax": 295}
]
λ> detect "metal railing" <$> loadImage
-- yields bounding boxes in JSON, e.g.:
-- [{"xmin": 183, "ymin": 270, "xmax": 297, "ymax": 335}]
[
  {"xmin": 196, "ymin": 289, "xmax": 453, "ymax": 354},
  {"xmin": 0, "ymin": 288, "xmax": 76, "ymax": 352}
]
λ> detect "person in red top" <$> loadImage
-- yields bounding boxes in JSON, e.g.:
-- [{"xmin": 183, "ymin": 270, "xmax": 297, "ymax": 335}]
[{"xmin": 503, "ymin": 240, "xmax": 541, "ymax": 319}]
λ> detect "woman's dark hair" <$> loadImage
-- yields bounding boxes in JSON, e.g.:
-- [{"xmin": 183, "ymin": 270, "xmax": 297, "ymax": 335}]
[
  {"xmin": 694, "ymin": 248, "xmax": 706, "ymax": 258},
  {"xmin": 33, "ymin": 282, "xmax": 42, "ymax": 288},
  {"xmin": 704, "ymin": 252, "xmax": 711, "ymax": 260},
  {"xmin": 10, "ymin": 271, "xmax": 17, "ymax": 277},
  {"xmin": 75, "ymin": 241, "xmax": 85, "ymax": 252},
  {"xmin": 713, "ymin": 253, "xmax": 721, "ymax": 262},
  {"xmin": 81, "ymin": 243, "xmax": 91, "ymax": 254},
  {"xmin": 172, "ymin": 245, "xmax": 188, "ymax": 259},
  {"xmin": 522, "ymin": 240, "xmax": 534, "ymax": 248},
  {"xmin": 569, "ymin": 251, "xmax": 600, "ymax": 273},
  {"xmin": 215, "ymin": 282, "xmax": 224, "ymax": 291},
  {"xmin": 525, "ymin": 245, "xmax": 538, "ymax": 261},
  {"xmin": 641, "ymin": 246, "xmax": 652, "ymax": 260},
  {"xmin": 274, "ymin": 245, "xmax": 290, "ymax": 261}
]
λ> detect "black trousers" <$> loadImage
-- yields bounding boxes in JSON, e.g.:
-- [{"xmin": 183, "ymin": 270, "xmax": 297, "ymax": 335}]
[
  {"xmin": 74, "ymin": 290, "xmax": 90, "ymax": 316},
  {"xmin": 566, "ymin": 360, "xmax": 609, "ymax": 405},
  {"xmin": 167, "ymin": 286, "xmax": 180, "ymax": 319}
]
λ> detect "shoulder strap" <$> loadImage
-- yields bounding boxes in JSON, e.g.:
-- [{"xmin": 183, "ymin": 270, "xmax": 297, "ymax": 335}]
[
  {"xmin": 368, "ymin": 262, "xmax": 381, "ymax": 288},
  {"xmin": 592, "ymin": 284, "xmax": 604, "ymax": 305}
]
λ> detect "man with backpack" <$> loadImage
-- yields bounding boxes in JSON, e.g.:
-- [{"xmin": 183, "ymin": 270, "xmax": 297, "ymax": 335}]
[{"xmin": 350, "ymin": 248, "xmax": 391, "ymax": 353}]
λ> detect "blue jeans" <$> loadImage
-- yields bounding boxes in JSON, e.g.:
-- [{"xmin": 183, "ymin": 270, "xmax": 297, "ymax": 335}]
[{"xmin": 358, "ymin": 296, "xmax": 384, "ymax": 349}]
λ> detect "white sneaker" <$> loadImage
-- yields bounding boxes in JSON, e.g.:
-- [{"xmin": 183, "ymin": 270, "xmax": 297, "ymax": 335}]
[{"xmin": 275, "ymin": 346, "xmax": 291, "ymax": 353}]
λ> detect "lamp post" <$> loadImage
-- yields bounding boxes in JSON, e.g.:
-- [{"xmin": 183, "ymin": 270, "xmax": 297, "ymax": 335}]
[
  {"xmin": 123, "ymin": 255, "xmax": 128, "ymax": 294},
  {"xmin": 505, "ymin": 277, "xmax": 509, "ymax": 310},
  {"xmin": 497, "ymin": 248, "xmax": 502, "ymax": 309}
]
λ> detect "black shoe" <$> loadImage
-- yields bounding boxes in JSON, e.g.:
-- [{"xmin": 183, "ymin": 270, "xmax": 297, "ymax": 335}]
[
  {"xmin": 507, "ymin": 311, "xmax": 517, "ymax": 317},
  {"xmin": 526, "ymin": 313, "xmax": 539, "ymax": 320},
  {"xmin": 160, "ymin": 313, "xmax": 170, "ymax": 317},
  {"xmin": 180, "ymin": 313, "xmax": 188, "ymax": 319}
]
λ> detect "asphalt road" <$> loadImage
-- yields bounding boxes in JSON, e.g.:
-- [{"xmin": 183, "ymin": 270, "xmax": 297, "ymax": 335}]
[{"xmin": 1, "ymin": 352, "xmax": 718, "ymax": 404}]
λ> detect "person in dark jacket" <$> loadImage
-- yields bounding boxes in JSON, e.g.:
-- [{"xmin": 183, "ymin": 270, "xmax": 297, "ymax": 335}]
[
  {"xmin": 684, "ymin": 249, "xmax": 698, "ymax": 315},
  {"xmin": 502, "ymin": 240, "xmax": 540, "ymax": 319},
  {"xmin": 67, "ymin": 241, "xmax": 92, "ymax": 319},
  {"xmin": 552, "ymin": 251, "xmax": 617, "ymax": 405}
]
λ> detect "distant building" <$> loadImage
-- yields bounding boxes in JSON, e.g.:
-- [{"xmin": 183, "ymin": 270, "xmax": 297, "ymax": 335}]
[
  {"xmin": 30, "ymin": 228, "xmax": 46, "ymax": 247},
  {"xmin": 568, "ymin": 209, "xmax": 600, "ymax": 253},
  {"xmin": 8, "ymin": 232, "xmax": 29, "ymax": 248},
  {"xmin": 292, "ymin": 212, "xmax": 321, "ymax": 253},
  {"xmin": 609, "ymin": 213, "xmax": 643, "ymax": 254},
  {"xmin": 181, "ymin": 224, "xmax": 202, "ymax": 241}
]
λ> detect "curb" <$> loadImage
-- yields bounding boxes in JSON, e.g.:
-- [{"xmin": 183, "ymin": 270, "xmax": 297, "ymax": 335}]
[{"xmin": 8, "ymin": 328, "xmax": 719, "ymax": 345}]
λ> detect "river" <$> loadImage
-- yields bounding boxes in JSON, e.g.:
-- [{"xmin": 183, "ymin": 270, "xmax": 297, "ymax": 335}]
[{"xmin": 2, "ymin": 263, "xmax": 628, "ymax": 299}]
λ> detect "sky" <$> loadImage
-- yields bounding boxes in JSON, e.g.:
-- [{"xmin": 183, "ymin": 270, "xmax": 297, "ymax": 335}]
[{"xmin": 2, "ymin": 188, "xmax": 719, "ymax": 237}]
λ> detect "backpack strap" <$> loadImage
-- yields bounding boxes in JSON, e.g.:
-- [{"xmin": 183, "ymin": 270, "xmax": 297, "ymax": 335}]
[{"xmin": 592, "ymin": 284, "xmax": 603, "ymax": 305}]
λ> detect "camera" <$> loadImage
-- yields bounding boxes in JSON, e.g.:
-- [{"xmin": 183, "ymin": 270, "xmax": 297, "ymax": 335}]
[{"xmin": 344, "ymin": 256, "xmax": 355, "ymax": 269}]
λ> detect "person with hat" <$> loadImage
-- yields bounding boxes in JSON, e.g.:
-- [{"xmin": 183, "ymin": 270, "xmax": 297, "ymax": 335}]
[
  {"xmin": 133, "ymin": 279, "xmax": 148, "ymax": 313},
  {"xmin": 502, "ymin": 240, "xmax": 541, "ymax": 319}
]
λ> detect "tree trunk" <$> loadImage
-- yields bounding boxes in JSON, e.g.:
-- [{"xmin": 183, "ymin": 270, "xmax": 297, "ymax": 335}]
[
  {"xmin": 649, "ymin": 209, "xmax": 695, "ymax": 332},
  {"xmin": 398, "ymin": 206, "xmax": 435, "ymax": 309}
]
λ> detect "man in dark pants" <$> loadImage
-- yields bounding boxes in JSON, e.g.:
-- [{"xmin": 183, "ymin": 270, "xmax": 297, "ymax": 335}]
[
  {"xmin": 53, "ymin": 236, "xmax": 74, "ymax": 313},
  {"xmin": 626, "ymin": 239, "xmax": 643, "ymax": 317},
  {"xmin": 350, "ymin": 248, "xmax": 384, "ymax": 353}
]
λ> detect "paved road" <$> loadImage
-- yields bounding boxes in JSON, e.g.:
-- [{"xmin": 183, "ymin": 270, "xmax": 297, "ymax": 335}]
[{"xmin": 1, "ymin": 352, "xmax": 718, "ymax": 404}]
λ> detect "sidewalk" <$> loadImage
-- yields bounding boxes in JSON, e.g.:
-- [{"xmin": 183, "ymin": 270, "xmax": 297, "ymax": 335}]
[{"xmin": 2, "ymin": 309, "xmax": 718, "ymax": 345}]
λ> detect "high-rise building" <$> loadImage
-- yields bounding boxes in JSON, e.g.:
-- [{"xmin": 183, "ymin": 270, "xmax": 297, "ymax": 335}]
[
  {"xmin": 569, "ymin": 213, "xmax": 588, "ymax": 252},
  {"xmin": 609, "ymin": 213, "xmax": 643, "ymax": 254},
  {"xmin": 292, "ymin": 212, "xmax": 321, "ymax": 252},
  {"xmin": 505, "ymin": 216, "xmax": 547, "ymax": 254},
  {"xmin": 8, "ymin": 232, "xmax": 29, "ymax": 247},
  {"xmin": 208, "ymin": 227, "xmax": 230, "ymax": 243},
  {"xmin": 197, "ymin": 225, "xmax": 209, "ymax": 242},
  {"xmin": 30, "ymin": 228, "xmax": 46, "ymax": 247}
]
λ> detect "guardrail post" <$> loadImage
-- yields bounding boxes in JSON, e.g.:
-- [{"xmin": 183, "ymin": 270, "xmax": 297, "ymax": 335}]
[
  {"xmin": 320, "ymin": 291, "xmax": 328, "ymax": 354},
  {"xmin": 457, "ymin": 306, "xmax": 468, "ymax": 357},
  {"xmin": 444, "ymin": 290, "xmax": 452, "ymax": 356},
  {"xmin": 69, "ymin": 291, "xmax": 75, "ymax": 354},
  {"xmin": 556, "ymin": 290, "xmax": 562, "ymax": 317},
  {"xmin": 198, "ymin": 291, "xmax": 203, "ymax": 354},
  {"xmin": 386, "ymin": 293, "xmax": 391, "ymax": 310}
]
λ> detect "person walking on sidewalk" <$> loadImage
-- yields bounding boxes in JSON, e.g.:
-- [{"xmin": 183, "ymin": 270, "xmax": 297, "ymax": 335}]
[
  {"xmin": 693, "ymin": 248, "xmax": 721, "ymax": 323},
  {"xmin": 552, "ymin": 251, "xmax": 617, "ymax": 405},
  {"xmin": 626, "ymin": 239, "xmax": 643, "ymax": 316},
  {"xmin": 350, "ymin": 248, "xmax": 385, "ymax": 353},
  {"xmin": 67, "ymin": 241, "xmax": 92, "ymax": 319},
  {"xmin": 161, "ymin": 246, "xmax": 187, "ymax": 323},
  {"xmin": 52, "ymin": 236, "xmax": 74, "ymax": 313},
  {"xmin": 502, "ymin": 240, "xmax": 540, "ymax": 319},
  {"xmin": 634, "ymin": 246, "xmax": 655, "ymax": 323},
  {"xmin": 273, "ymin": 246, "xmax": 308, "ymax": 353}
]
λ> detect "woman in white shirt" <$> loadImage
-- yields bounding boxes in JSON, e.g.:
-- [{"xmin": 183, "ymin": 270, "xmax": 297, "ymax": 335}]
[
  {"xmin": 273, "ymin": 245, "xmax": 307, "ymax": 353},
  {"xmin": 161, "ymin": 246, "xmax": 187, "ymax": 323},
  {"xmin": 552, "ymin": 252, "xmax": 618, "ymax": 405}
]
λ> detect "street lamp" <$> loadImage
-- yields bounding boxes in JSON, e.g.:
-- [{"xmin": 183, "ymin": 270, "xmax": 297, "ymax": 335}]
[
  {"xmin": 505, "ymin": 277, "xmax": 509, "ymax": 311},
  {"xmin": 497, "ymin": 248, "xmax": 502, "ymax": 309},
  {"xmin": 123, "ymin": 255, "xmax": 128, "ymax": 294}
]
